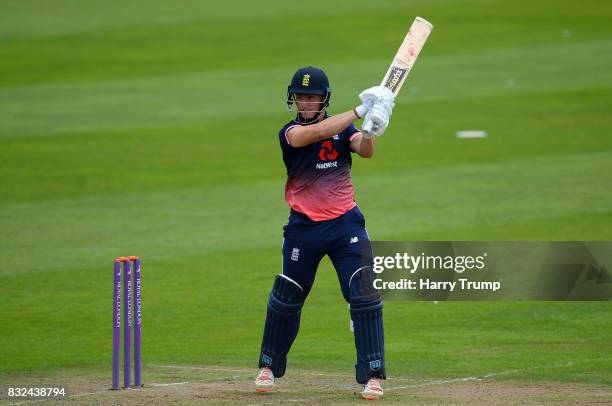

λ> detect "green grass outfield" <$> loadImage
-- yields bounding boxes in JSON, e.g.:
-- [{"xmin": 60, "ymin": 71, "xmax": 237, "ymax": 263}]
[{"xmin": 1, "ymin": 0, "xmax": 611, "ymax": 397}]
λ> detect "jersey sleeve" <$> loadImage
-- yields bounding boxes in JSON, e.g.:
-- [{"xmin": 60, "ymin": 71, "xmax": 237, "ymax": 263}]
[
  {"xmin": 339, "ymin": 123, "xmax": 361, "ymax": 146},
  {"xmin": 279, "ymin": 123, "xmax": 302, "ymax": 148}
]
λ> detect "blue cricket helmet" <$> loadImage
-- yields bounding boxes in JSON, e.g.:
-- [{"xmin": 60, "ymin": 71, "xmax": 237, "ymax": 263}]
[{"xmin": 287, "ymin": 66, "xmax": 332, "ymax": 123}]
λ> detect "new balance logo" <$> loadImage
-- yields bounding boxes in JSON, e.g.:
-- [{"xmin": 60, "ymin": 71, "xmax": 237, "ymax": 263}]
[{"xmin": 350, "ymin": 237, "xmax": 359, "ymax": 244}]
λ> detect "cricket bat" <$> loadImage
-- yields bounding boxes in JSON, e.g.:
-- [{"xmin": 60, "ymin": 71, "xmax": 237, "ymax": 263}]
[{"xmin": 362, "ymin": 17, "xmax": 434, "ymax": 135}]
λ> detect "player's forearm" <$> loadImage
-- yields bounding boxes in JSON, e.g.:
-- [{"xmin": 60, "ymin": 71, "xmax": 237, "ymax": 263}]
[
  {"xmin": 357, "ymin": 136, "xmax": 375, "ymax": 158},
  {"xmin": 310, "ymin": 110, "xmax": 358, "ymax": 140},
  {"xmin": 288, "ymin": 110, "xmax": 358, "ymax": 147}
]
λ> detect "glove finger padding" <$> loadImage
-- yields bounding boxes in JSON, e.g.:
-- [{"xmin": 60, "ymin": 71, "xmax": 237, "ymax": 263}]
[
  {"xmin": 359, "ymin": 86, "xmax": 382, "ymax": 104},
  {"xmin": 359, "ymin": 86, "xmax": 395, "ymax": 137},
  {"xmin": 359, "ymin": 85, "xmax": 395, "ymax": 105},
  {"xmin": 379, "ymin": 99, "xmax": 395, "ymax": 115},
  {"xmin": 367, "ymin": 104, "xmax": 390, "ymax": 137},
  {"xmin": 370, "ymin": 104, "xmax": 390, "ymax": 126}
]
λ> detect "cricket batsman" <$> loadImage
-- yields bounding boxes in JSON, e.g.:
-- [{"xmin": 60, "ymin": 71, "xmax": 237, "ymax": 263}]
[{"xmin": 254, "ymin": 66, "xmax": 394, "ymax": 400}]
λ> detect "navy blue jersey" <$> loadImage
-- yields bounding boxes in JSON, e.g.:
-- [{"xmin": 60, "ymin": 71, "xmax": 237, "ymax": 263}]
[{"xmin": 279, "ymin": 118, "xmax": 360, "ymax": 221}]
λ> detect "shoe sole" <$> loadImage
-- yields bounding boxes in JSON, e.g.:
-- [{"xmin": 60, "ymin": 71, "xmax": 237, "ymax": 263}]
[
  {"xmin": 362, "ymin": 392, "xmax": 382, "ymax": 400},
  {"xmin": 255, "ymin": 386, "xmax": 273, "ymax": 393}
]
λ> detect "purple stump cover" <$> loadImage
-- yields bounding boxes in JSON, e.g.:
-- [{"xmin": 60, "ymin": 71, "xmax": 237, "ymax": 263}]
[
  {"xmin": 133, "ymin": 258, "xmax": 142, "ymax": 387},
  {"xmin": 123, "ymin": 259, "xmax": 132, "ymax": 388},
  {"xmin": 112, "ymin": 260, "xmax": 121, "ymax": 390}
]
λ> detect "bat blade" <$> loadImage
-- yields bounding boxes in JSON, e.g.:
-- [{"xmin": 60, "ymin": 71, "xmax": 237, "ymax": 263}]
[
  {"xmin": 381, "ymin": 17, "xmax": 433, "ymax": 95},
  {"xmin": 362, "ymin": 17, "xmax": 433, "ymax": 135}
]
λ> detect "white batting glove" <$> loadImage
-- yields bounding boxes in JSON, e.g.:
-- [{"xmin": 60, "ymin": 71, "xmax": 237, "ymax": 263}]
[
  {"xmin": 354, "ymin": 100, "xmax": 373, "ymax": 119},
  {"xmin": 364, "ymin": 103, "xmax": 391, "ymax": 137},
  {"xmin": 359, "ymin": 86, "xmax": 395, "ymax": 136},
  {"xmin": 355, "ymin": 85, "xmax": 392, "ymax": 119},
  {"xmin": 359, "ymin": 86, "xmax": 395, "ymax": 111}
]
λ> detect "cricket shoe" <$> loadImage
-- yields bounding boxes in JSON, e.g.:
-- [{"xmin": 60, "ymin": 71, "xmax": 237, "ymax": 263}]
[
  {"xmin": 254, "ymin": 367, "xmax": 274, "ymax": 392},
  {"xmin": 361, "ymin": 377, "xmax": 383, "ymax": 400}
]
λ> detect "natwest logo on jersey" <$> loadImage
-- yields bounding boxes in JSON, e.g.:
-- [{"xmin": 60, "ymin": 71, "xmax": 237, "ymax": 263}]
[
  {"xmin": 319, "ymin": 141, "xmax": 338, "ymax": 161},
  {"xmin": 317, "ymin": 140, "xmax": 339, "ymax": 170}
]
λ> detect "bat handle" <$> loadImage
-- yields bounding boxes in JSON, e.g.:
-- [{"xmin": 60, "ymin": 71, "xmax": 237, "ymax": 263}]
[{"xmin": 362, "ymin": 117, "xmax": 374, "ymax": 135}]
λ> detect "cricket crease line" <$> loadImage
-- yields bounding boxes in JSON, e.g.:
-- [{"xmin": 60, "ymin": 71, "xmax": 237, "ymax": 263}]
[
  {"xmin": 148, "ymin": 363, "xmax": 534, "ymax": 396},
  {"xmin": 150, "ymin": 364, "xmax": 415, "ymax": 382},
  {"xmin": 6, "ymin": 359, "xmax": 601, "ymax": 406},
  {"xmin": 149, "ymin": 360, "xmax": 594, "ymax": 385},
  {"xmin": 386, "ymin": 376, "xmax": 482, "ymax": 390},
  {"xmin": 149, "ymin": 364, "xmax": 252, "ymax": 373},
  {"xmin": 246, "ymin": 367, "xmax": 558, "ymax": 406},
  {"xmin": 150, "ymin": 381, "xmax": 190, "ymax": 387},
  {"xmin": 385, "ymin": 359, "xmax": 608, "ymax": 391}
]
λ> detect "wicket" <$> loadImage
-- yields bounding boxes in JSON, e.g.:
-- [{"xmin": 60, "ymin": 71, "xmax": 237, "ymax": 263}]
[{"xmin": 112, "ymin": 256, "xmax": 142, "ymax": 390}]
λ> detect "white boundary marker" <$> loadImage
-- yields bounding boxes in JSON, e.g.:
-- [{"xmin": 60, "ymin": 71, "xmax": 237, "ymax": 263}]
[{"xmin": 456, "ymin": 130, "xmax": 488, "ymax": 138}]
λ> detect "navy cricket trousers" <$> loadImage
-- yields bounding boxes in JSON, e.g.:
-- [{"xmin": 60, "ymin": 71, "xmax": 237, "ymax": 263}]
[{"xmin": 281, "ymin": 205, "xmax": 372, "ymax": 300}]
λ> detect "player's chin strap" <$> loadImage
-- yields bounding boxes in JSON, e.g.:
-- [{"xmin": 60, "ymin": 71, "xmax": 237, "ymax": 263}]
[
  {"xmin": 287, "ymin": 93, "xmax": 330, "ymax": 124},
  {"xmin": 295, "ymin": 111, "xmax": 325, "ymax": 124}
]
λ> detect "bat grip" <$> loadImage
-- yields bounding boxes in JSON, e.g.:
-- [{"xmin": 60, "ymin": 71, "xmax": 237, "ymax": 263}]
[{"xmin": 362, "ymin": 117, "xmax": 374, "ymax": 134}]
